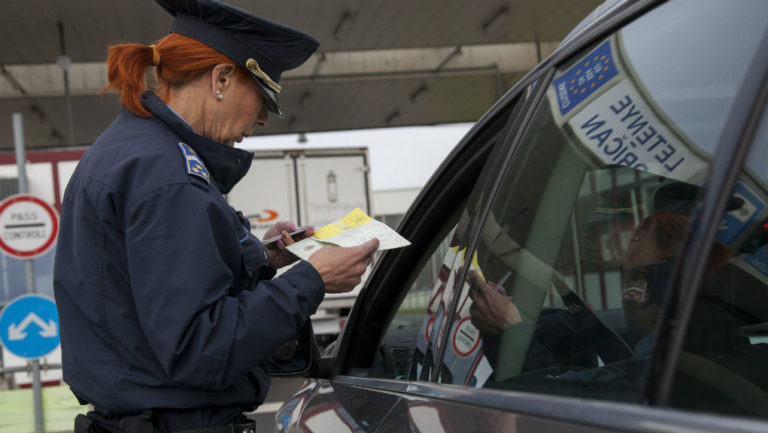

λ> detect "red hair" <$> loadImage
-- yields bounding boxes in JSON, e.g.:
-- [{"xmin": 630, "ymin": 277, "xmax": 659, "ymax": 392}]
[
  {"xmin": 651, "ymin": 213, "xmax": 690, "ymax": 252},
  {"xmin": 102, "ymin": 33, "xmax": 250, "ymax": 117}
]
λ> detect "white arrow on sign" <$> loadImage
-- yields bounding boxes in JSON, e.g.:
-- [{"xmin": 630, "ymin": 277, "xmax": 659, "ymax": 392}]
[{"xmin": 7, "ymin": 312, "xmax": 58, "ymax": 340}]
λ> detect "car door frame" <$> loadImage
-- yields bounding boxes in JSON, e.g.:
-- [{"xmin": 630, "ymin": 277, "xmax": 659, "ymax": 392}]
[
  {"xmin": 327, "ymin": 0, "xmax": 667, "ymax": 380},
  {"xmin": 333, "ymin": 76, "xmax": 533, "ymax": 380},
  {"xmin": 328, "ymin": 0, "xmax": 662, "ymax": 385},
  {"xmin": 308, "ymin": 1, "xmax": 768, "ymax": 432},
  {"xmin": 400, "ymin": 1, "xmax": 768, "ymax": 431},
  {"xmin": 288, "ymin": 66, "xmax": 536, "ymax": 433}
]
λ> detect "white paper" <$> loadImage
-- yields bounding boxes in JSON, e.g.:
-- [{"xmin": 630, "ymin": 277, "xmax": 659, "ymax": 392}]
[{"xmin": 286, "ymin": 208, "xmax": 410, "ymax": 261}]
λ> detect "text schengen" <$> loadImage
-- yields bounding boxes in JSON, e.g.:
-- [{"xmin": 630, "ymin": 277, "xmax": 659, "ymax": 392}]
[{"xmin": 576, "ymin": 93, "xmax": 684, "ymax": 173}]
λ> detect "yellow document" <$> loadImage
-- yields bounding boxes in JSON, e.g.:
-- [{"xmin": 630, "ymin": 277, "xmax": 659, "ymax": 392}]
[{"xmin": 286, "ymin": 208, "xmax": 411, "ymax": 260}]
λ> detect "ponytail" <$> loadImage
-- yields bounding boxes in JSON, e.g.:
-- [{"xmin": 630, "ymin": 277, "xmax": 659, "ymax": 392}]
[
  {"xmin": 102, "ymin": 33, "xmax": 249, "ymax": 118},
  {"xmin": 103, "ymin": 43, "xmax": 156, "ymax": 117}
]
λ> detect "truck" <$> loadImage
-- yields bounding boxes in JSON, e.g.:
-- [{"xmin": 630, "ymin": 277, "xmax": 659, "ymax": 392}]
[
  {"xmin": 0, "ymin": 146, "xmax": 372, "ymax": 386},
  {"xmin": 226, "ymin": 147, "xmax": 372, "ymax": 346}
]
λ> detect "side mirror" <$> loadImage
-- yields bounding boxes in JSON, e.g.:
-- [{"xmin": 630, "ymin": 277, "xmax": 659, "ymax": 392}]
[{"xmin": 266, "ymin": 323, "xmax": 318, "ymax": 376}]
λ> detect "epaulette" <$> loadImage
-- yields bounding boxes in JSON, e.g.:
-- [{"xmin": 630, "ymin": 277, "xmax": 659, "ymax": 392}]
[{"xmin": 176, "ymin": 142, "xmax": 210, "ymax": 183}]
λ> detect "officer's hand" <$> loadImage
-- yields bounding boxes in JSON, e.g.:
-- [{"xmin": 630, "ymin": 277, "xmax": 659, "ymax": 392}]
[
  {"xmin": 467, "ymin": 270, "xmax": 521, "ymax": 336},
  {"xmin": 264, "ymin": 221, "xmax": 315, "ymax": 269},
  {"xmin": 308, "ymin": 238, "xmax": 379, "ymax": 293}
]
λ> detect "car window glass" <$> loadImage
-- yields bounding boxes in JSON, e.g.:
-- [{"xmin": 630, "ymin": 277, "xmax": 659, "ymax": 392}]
[
  {"xmin": 620, "ymin": 0, "xmax": 768, "ymax": 156},
  {"xmin": 410, "ymin": 87, "xmax": 544, "ymax": 384},
  {"xmin": 669, "ymin": 106, "xmax": 768, "ymax": 421},
  {"xmin": 365, "ymin": 85, "xmax": 532, "ymax": 381},
  {"xmin": 370, "ymin": 225, "xmax": 457, "ymax": 380},
  {"xmin": 436, "ymin": 0, "xmax": 768, "ymax": 406}
]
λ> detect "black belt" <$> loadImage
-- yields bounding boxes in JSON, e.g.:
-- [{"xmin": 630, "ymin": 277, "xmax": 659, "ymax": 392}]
[
  {"xmin": 77, "ymin": 412, "xmax": 256, "ymax": 433},
  {"xmin": 174, "ymin": 423, "xmax": 255, "ymax": 433}
]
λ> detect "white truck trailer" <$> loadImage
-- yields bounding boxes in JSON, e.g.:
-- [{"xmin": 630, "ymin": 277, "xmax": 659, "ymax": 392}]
[{"xmin": 226, "ymin": 147, "xmax": 372, "ymax": 344}]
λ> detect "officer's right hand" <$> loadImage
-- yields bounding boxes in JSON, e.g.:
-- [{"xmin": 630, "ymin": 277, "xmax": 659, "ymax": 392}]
[{"xmin": 308, "ymin": 238, "xmax": 379, "ymax": 293}]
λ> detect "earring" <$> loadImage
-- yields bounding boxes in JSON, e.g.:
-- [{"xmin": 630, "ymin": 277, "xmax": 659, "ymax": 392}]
[{"xmin": 216, "ymin": 90, "xmax": 223, "ymax": 101}]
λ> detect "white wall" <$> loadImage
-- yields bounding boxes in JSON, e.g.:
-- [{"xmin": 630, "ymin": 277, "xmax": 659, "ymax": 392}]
[
  {"xmin": 0, "ymin": 163, "xmax": 55, "ymax": 203},
  {"xmin": 372, "ymin": 188, "xmax": 421, "ymax": 216}
]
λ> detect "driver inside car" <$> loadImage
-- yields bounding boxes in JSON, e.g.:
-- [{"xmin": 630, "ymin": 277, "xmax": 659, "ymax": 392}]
[{"xmin": 468, "ymin": 204, "xmax": 731, "ymax": 396}]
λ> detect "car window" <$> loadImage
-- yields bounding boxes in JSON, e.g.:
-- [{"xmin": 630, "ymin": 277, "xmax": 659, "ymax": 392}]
[
  {"xmin": 359, "ymin": 86, "xmax": 531, "ymax": 381},
  {"xmin": 370, "ymin": 225, "xmax": 457, "ymax": 379},
  {"xmin": 669, "ymin": 106, "xmax": 768, "ymax": 420},
  {"xmin": 435, "ymin": 0, "xmax": 768, "ymax": 406}
]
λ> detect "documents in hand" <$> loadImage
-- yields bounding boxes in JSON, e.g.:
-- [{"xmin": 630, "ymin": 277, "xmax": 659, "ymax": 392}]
[{"xmin": 286, "ymin": 208, "xmax": 411, "ymax": 261}]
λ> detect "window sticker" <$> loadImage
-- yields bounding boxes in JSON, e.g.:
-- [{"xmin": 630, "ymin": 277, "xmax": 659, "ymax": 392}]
[
  {"xmin": 728, "ymin": 180, "xmax": 768, "ymax": 282},
  {"xmin": 411, "ymin": 246, "xmax": 460, "ymax": 379},
  {"xmin": 440, "ymin": 250, "xmax": 493, "ymax": 386},
  {"xmin": 568, "ymin": 79, "xmax": 709, "ymax": 182},
  {"xmin": 551, "ymin": 39, "xmax": 621, "ymax": 118},
  {"xmin": 547, "ymin": 34, "xmax": 711, "ymax": 184},
  {"xmin": 718, "ymin": 181, "xmax": 766, "ymax": 245},
  {"xmin": 452, "ymin": 317, "xmax": 481, "ymax": 358}
]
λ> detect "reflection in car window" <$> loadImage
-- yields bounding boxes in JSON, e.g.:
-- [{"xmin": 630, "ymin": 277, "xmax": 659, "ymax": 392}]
[
  {"xmin": 365, "ymin": 87, "xmax": 527, "ymax": 382},
  {"xmin": 437, "ymin": 0, "xmax": 768, "ymax": 406},
  {"xmin": 620, "ymin": 0, "xmax": 768, "ymax": 156},
  {"xmin": 670, "ymin": 108, "xmax": 768, "ymax": 420},
  {"xmin": 370, "ymin": 226, "xmax": 457, "ymax": 380}
]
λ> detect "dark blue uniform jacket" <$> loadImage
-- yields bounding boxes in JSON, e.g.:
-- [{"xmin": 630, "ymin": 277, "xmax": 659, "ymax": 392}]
[{"xmin": 53, "ymin": 91, "xmax": 325, "ymax": 415}]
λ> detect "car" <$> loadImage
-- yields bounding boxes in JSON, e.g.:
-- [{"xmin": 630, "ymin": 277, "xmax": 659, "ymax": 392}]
[{"xmin": 270, "ymin": 0, "xmax": 768, "ymax": 431}]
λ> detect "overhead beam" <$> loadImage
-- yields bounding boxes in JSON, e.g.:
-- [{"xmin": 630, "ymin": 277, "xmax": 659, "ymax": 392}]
[{"xmin": 0, "ymin": 41, "xmax": 560, "ymax": 99}]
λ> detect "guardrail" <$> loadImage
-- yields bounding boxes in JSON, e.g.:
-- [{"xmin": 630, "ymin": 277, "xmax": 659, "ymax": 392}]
[{"xmin": 0, "ymin": 363, "xmax": 61, "ymax": 374}]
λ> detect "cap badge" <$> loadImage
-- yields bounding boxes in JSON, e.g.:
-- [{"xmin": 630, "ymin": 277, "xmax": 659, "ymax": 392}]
[
  {"xmin": 246, "ymin": 58, "xmax": 282, "ymax": 94},
  {"xmin": 622, "ymin": 281, "xmax": 649, "ymax": 303}
]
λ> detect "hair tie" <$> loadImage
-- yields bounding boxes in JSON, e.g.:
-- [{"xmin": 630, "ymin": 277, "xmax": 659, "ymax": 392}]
[{"xmin": 149, "ymin": 44, "xmax": 160, "ymax": 66}]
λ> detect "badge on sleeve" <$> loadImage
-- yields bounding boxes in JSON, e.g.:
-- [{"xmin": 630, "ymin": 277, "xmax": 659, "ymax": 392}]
[{"xmin": 177, "ymin": 142, "xmax": 210, "ymax": 183}]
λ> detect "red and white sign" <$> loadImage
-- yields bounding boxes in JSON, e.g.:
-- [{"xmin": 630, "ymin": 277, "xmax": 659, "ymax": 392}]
[
  {"xmin": 0, "ymin": 194, "xmax": 59, "ymax": 259},
  {"xmin": 424, "ymin": 315, "xmax": 436, "ymax": 342},
  {"xmin": 452, "ymin": 317, "xmax": 481, "ymax": 358}
]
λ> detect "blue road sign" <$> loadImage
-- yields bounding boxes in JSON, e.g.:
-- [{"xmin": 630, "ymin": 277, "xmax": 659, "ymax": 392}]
[{"xmin": 0, "ymin": 294, "xmax": 60, "ymax": 359}]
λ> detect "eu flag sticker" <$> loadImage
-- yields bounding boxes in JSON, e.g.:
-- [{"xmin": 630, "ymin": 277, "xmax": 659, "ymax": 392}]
[{"xmin": 552, "ymin": 39, "xmax": 620, "ymax": 117}]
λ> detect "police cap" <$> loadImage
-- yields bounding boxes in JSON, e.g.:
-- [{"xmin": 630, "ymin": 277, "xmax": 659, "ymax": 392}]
[
  {"xmin": 653, "ymin": 181, "xmax": 744, "ymax": 215},
  {"xmin": 155, "ymin": 0, "xmax": 319, "ymax": 118}
]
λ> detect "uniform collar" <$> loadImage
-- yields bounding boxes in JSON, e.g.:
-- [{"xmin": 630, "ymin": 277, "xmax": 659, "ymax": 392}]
[{"xmin": 140, "ymin": 91, "xmax": 253, "ymax": 194}]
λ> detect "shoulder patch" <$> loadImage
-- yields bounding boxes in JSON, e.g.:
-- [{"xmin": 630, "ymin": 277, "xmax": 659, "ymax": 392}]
[{"xmin": 177, "ymin": 142, "xmax": 210, "ymax": 183}]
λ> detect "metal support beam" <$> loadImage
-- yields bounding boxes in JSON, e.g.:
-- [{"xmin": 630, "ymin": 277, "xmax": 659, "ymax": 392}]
[{"xmin": 58, "ymin": 21, "xmax": 76, "ymax": 147}]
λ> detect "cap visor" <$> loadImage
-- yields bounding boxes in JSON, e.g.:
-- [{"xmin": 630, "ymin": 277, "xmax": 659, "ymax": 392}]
[{"xmin": 256, "ymin": 81, "xmax": 284, "ymax": 118}]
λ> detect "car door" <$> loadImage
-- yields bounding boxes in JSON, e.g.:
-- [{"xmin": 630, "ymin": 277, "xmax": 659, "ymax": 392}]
[
  {"xmin": 278, "ymin": 79, "xmax": 529, "ymax": 433},
  {"xmin": 281, "ymin": 1, "xmax": 768, "ymax": 432},
  {"xmin": 373, "ymin": 0, "xmax": 768, "ymax": 431}
]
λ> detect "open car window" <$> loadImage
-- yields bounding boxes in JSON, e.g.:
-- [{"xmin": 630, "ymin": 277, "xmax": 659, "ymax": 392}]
[{"xmin": 435, "ymin": 0, "xmax": 768, "ymax": 408}]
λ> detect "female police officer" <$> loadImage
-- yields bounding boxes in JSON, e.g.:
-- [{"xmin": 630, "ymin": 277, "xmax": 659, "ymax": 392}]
[{"xmin": 53, "ymin": 1, "xmax": 378, "ymax": 432}]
